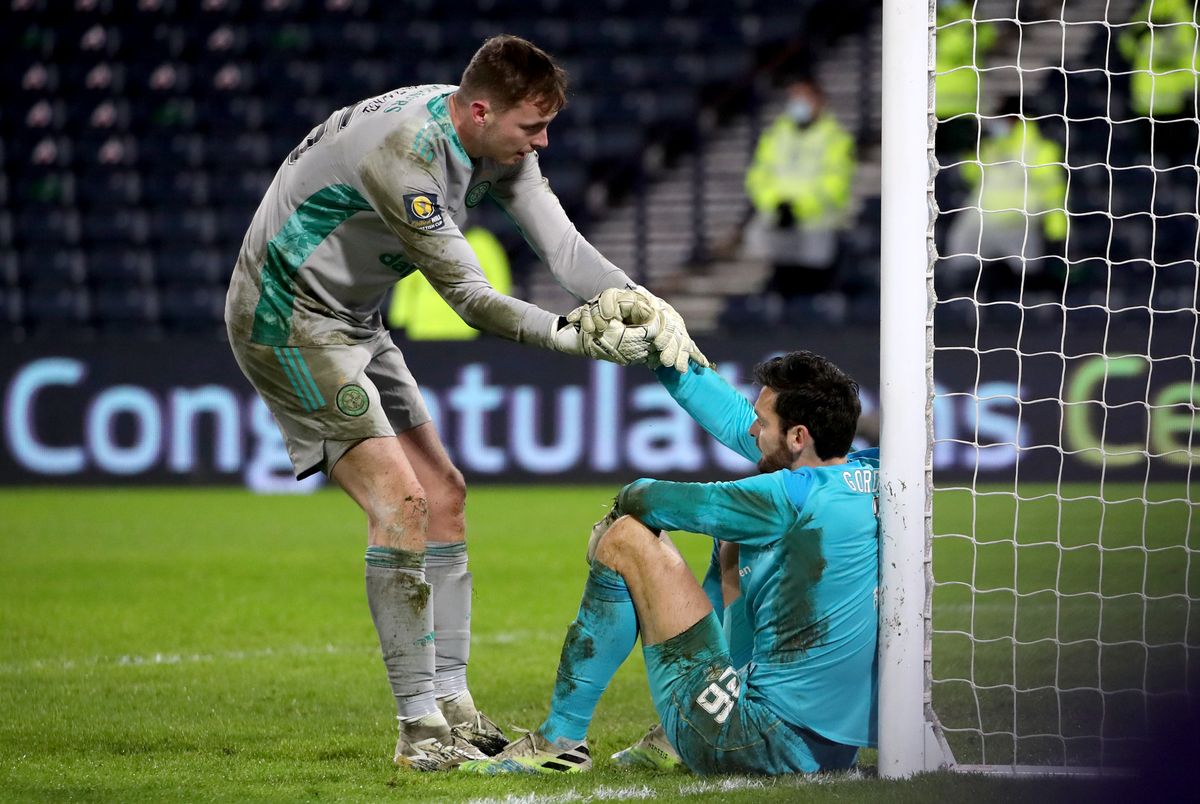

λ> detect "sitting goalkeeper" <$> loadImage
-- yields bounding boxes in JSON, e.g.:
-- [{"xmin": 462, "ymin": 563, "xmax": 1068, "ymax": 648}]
[{"xmin": 461, "ymin": 310, "xmax": 880, "ymax": 775}]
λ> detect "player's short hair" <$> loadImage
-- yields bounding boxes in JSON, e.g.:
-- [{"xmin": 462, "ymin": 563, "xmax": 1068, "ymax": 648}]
[
  {"xmin": 459, "ymin": 35, "xmax": 568, "ymax": 114},
  {"xmin": 753, "ymin": 351, "xmax": 861, "ymax": 460}
]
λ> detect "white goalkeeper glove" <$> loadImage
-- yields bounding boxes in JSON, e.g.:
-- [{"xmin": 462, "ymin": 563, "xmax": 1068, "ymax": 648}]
[
  {"xmin": 568, "ymin": 285, "xmax": 712, "ymax": 374},
  {"xmin": 550, "ymin": 314, "xmax": 652, "ymax": 366}
]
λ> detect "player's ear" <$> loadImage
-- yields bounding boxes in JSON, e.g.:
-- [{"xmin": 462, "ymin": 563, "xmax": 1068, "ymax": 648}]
[
  {"xmin": 470, "ymin": 99, "xmax": 491, "ymax": 127},
  {"xmin": 788, "ymin": 423, "xmax": 810, "ymax": 455}
]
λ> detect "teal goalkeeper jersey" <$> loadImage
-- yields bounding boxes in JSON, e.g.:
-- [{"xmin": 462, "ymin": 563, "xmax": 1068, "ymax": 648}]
[{"xmin": 617, "ymin": 364, "xmax": 880, "ymax": 748}]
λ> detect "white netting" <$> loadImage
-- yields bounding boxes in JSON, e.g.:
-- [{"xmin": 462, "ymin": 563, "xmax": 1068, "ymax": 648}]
[{"xmin": 928, "ymin": 0, "xmax": 1198, "ymax": 767}]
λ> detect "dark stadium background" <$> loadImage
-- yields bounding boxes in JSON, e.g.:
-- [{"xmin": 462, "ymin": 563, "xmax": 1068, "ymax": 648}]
[{"xmin": 1, "ymin": 0, "xmax": 1194, "ymax": 489}]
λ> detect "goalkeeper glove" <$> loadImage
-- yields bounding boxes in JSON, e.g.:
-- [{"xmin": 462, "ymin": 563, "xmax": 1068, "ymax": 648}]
[
  {"xmin": 567, "ymin": 285, "xmax": 712, "ymax": 374},
  {"xmin": 640, "ymin": 291, "xmax": 711, "ymax": 374},
  {"xmin": 550, "ymin": 314, "xmax": 651, "ymax": 366}
]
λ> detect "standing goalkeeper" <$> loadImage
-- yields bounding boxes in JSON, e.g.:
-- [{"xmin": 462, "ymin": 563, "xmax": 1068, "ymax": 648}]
[
  {"xmin": 462, "ymin": 350, "xmax": 879, "ymax": 775},
  {"xmin": 224, "ymin": 35, "xmax": 706, "ymax": 771}
]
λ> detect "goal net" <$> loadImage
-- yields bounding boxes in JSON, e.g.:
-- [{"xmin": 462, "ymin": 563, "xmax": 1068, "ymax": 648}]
[{"xmin": 880, "ymin": 0, "xmax": 1197, "ymax": 775}]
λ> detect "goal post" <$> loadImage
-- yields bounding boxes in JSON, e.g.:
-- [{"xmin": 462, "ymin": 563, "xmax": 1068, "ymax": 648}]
[
  {"xmin": 880, "ymin": 0, "xmax": 1198, "ymax": 778},
  {"xmin": 878, "ymin": 0, "xmax": 940, "ymax": 779}
]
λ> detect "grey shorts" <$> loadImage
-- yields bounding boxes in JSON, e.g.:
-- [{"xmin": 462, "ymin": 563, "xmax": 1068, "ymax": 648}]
[{"xmin": 229, "ymin": 330, "xmax": 431, "ymax": 479}]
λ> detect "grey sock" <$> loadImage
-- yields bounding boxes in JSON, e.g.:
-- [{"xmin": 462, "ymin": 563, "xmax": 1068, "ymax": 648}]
[
  {"xmin": 365, "ymin": 548, "xmax": 436, "ymax": 720},
  {"xmin": 426, "ymin": 541, "xmax": 471, "ymax": 700}
]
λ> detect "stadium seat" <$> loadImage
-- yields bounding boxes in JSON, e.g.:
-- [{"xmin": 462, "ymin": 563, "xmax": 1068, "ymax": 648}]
[
  {"xmin": 150, "ymin": 208, "xmax": 216, "ymax": 247},
  {"xmin": 87, "ymin": 247, "xmax": 154, "ymax": 286},
  {"xmin": 140, "ymin": 169, "xmax": 209, "ymax": 206},
  {"xmin": 153, "ymin": 247, "xmax": 226, "ymax": 286},
  {"xmin": 82, "ymin": 207, "xmax": 148, "ymax": 246},
  {"xmin": 159, "ymin": 285, "xmax": 226, "ymax": 332},
  {"xmin": 13, "ymin": 170, "xmax": 76, "ymax": 207},
  {"xmin": 20, "ymin": 247, "xmax": 86, "ymax": 287},
  {"xmin": 0, "ymin": 250, "xmax": 19, "ymax": 286},
  {"xmin": 16, "ymin": 207, "xmax": 80, "ymax": 247},
  {"xmin": 138, "ymin": 132, "xmax": 207, "ymax": 169},
  {"xmin": 24, "ymin": 285, "xmax": 89, "ymax": 328},
  {"xmin": 206, "ymin": 168, "xmax": 268, "ymax": 206},
  {"xmin": 75, "ymin": 168, "xmax": 141, "ymax": 207},
  {"xmin": 0, "ymin": 285, "xmax": 21, "ymax": 328},
  {"xmin": 92, "ymin": 285, "xmax": 157, "ymax": 330}
]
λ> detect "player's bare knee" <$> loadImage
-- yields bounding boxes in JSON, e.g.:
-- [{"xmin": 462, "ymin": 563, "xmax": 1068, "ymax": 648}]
[
  {"xmin": 594, "ymin": 515, "xmax": 658, "ymax": 569},
  {"xmin": 442, "ymin": 467, "xmax": 467, "ymax": 515},
  {"xmin": 370, "ymin": 492, "xmax": 430, "ymax": 550}
]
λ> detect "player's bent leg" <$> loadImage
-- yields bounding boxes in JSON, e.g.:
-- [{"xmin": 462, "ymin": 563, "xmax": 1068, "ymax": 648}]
[
  {"xmin": 395, "ymin": 423, "xmax": 507, "ymax": 754},
  {"xmin": 461, "ymin": 552, "xmax": 645, "ymax": 774},
  {"xmin": 331, "ymin": 437, "xmax": 469, "ymax": 766},
  {"xmin": 331, "ymin": 436, "xmax": 429, "ymax": 551},
  {"xmin": 593, "ymin": 516, "xmax": 713, "ymax": 646},
  {"xmin": 396, "ymin": 422, "xmax": 466, "ymax": 541}
]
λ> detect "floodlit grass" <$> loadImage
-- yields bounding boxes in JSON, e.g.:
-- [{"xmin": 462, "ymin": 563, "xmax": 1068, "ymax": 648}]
[
  {"xmin": 0, "ymin": 486, "xmax": 1169, "ymax": 801},
  {"xmin": 931, "ymin": 483, "xmax": 1199, "ymax": 767}
]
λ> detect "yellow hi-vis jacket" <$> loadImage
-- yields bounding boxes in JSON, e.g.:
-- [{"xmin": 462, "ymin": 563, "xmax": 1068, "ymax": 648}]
[
  {"xmin": 1118, "ymin": 0, "xmax": 1199, "ymax": 118},
  {"xmin": 936, "ymin": 1, "xmax": 998, "ymax": 120},
  {"xmin": 744, "ymin": 113, "xmax": 855, "ymax": 227},
  {"xmin": 387, "ymin": 226, "xmax": 512, "ymax": 340},
  {"xmin": 961, "ymin": 120, "xmax": 1068, "ymax": 241}
]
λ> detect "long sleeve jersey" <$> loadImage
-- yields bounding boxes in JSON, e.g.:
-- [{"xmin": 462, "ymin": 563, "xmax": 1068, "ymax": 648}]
[
  {"xmin": 225, "ymin": 84, "xmax": 631, "ymax": 347},
  {"xmin": 618, "ymin": 364, "xmax": 881, "ymax": 747}
]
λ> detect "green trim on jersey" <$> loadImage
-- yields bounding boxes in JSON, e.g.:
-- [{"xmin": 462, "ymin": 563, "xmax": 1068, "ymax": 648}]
[
  {"xmin": 250, "ymin": 184, "xmax": 373, "ymax": 345},
  {"xmin": 427, "ymin": 93, "xmax": 473, "ymax": 168}
]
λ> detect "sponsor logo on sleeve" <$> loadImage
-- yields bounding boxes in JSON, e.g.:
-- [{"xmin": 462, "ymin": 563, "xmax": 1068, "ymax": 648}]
[{"xmin": 403, "ymin": 193, "xmax": 445, "ymax": 231}]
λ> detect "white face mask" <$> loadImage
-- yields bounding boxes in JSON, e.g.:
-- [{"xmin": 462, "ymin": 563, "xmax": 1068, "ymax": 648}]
[{"xmin": 787, "ymin": 99, "xmax": 814, "ymax": 125}]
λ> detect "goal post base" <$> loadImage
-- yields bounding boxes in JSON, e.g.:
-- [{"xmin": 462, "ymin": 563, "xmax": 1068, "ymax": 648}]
[{"xmin": 948, "ymin": 764, "xmax": 1135, "ymax": 779}]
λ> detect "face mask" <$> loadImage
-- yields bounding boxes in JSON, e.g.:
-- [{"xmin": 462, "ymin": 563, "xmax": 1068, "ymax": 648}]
[
  {"xmin": 985, "ymin": 119, "xmax": 1012, "ymax": 139},
  {"xmin": 787, "ymin": 99, "xmax": 813, "ymax": 125}
]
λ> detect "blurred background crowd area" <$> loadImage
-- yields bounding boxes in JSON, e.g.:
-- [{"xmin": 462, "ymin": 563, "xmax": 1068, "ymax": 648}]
[{"xmin": 0, "ymin": 0, "xmax": 1195, "ymax": 341}]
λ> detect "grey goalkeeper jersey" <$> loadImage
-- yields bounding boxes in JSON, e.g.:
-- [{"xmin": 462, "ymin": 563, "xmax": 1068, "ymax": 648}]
[{"xmin": 225, "ymin": 84, "xmax": 631, "ymax": 347}]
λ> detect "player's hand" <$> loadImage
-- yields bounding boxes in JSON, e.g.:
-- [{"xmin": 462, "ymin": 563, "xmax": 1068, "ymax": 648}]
[
  {"xmin": 639, "ymin": 292, "xmax": 712, "ymax": 374},
  {"xmin": 586, "ymin": 501, "xmax": 621, "ymax": 564},
  {"xmin": 571, "ymin": 286, "xmax": 712, "ymax": 374},
  {"xmin": 567, "ymin": 287, "xmax": 656, "ymax": 336},
  {"xmin": 552, "ymin": 314, "xmax": 652, "ymax": 366}
]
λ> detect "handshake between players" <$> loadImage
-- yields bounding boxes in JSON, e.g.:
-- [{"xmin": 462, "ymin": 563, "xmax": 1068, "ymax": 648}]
[{"xmin": 555, "ymin": 285, "xmax": 712, "ymax": 373}]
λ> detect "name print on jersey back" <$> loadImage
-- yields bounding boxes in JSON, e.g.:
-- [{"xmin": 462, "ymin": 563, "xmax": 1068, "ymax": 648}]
[{"xmin": 841, "ymin": 467, "xmax": 878, "ymax": 494}]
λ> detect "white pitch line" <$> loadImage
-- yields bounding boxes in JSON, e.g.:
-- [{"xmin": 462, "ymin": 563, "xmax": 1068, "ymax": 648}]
[
  {"xmin": 465, "ymin": 772, "xmax": 865, "ymax": 804},
  {"xmin": 0, "ymin": 630, "xmax": 557, "ymax": 675}
]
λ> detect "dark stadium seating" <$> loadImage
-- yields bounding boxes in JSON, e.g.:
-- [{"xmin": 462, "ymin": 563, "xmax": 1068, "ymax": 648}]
[
  {"xmin": 5, "ymin": 0, "xmax": 815, "ymax": 338},
  {"xmin": 7, "ymin": 0, "xmax": 1188, "ymax": 339}
]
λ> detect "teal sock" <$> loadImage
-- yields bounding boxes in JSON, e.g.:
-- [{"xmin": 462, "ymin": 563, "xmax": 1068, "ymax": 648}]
[{"xmin": 538, "ymin": 562, "xmax": 638, "ymax": 744}]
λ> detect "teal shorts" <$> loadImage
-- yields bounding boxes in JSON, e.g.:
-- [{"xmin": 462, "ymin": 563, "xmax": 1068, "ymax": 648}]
[{"xmin": 643, "ymin": 613, "xmax": 858, "ymax": 776}]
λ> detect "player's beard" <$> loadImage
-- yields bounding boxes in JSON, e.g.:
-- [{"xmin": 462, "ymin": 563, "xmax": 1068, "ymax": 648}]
[{"xmin": 756, "ymin": 433, "xmax": 792, "ymax": 474}]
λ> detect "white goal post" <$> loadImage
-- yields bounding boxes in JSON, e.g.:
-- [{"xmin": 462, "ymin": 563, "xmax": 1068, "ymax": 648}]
[
  {"xmin": 878, "ymin": 0, "xmax": 939, "ymax": 780},
  {"xmin": 880, "ymin": 0, "xmax": 1198, "ymax": 778}
]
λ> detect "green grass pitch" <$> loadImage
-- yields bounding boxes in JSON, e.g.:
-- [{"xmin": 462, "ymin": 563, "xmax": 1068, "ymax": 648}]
[{"xmin": 2, "ymin": 485, "xmax": 1184, "ymax": 802}]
